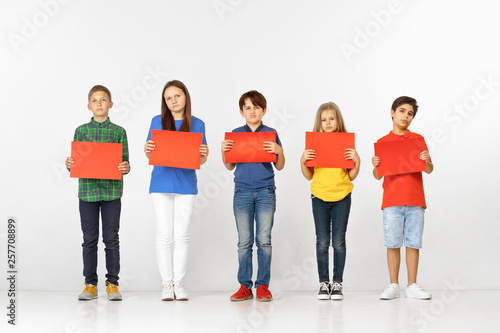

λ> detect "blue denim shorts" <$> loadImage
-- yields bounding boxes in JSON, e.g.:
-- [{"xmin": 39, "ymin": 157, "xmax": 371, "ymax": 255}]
[{"xmin": 382, "ymin": 206, "xmax": 425, "ymax": 249}]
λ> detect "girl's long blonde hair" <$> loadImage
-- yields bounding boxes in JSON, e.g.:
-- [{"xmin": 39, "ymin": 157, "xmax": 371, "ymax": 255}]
[{"xmin": 313, "ymin": 102, "xmax": 347, "ymax": 132}]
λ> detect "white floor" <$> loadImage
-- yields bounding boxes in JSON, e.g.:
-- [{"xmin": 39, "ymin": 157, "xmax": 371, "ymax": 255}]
[{"xmin": 3, "ymin": 290, "xmax": 499, "ymax": 333}]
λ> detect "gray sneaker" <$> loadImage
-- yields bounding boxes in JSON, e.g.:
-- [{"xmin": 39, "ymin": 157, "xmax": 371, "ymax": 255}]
[
  {"xmin": 106, "ymin": 281, "xmax": 122, "ymax": 301},
  {"xmin": 78, "ymin": 283, "xmax": 98, "ymax": 300},
  {"xmin": 317, "ymin": 282, "xmax": 331, "ymax": 300},
  {"xmin": 330, "ymin": 282, "xmax": 344, "ymax": 300}
]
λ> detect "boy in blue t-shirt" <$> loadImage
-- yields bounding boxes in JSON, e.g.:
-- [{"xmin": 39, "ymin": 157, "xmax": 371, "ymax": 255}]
[{"xmin": 221, "ymin": 90, "xmax": 285, "ymax": 302}]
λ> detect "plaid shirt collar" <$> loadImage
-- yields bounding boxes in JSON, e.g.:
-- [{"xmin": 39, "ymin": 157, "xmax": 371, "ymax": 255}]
[{"xmin": 89, "ymin": 117, "xmax": 111, "ymax": 127}]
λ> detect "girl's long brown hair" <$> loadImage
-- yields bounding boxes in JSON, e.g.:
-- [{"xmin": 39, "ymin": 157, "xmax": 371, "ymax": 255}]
[{"xmin": 161, "ymin": 80, "xmax": 192, "ymax": 132}]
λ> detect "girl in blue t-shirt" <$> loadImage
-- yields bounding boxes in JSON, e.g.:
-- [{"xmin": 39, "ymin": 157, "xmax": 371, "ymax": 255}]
[
  {"xmin": 144, "ymin": 80, "xmax": 209, "ymax": 301},
  {"xmin": 300, "ymin": 102, "xmax": 360, "ymax": 301}
]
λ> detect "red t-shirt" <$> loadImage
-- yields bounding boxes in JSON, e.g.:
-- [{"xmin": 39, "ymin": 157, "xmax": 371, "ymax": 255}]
[{"xmin": 377, "ymin": 130, "xmax": 428, "ymax": 209}]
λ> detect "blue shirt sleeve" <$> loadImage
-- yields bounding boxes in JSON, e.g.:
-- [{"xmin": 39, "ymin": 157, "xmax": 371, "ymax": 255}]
[
  {"xmin": 275, "ymin": 131, "xmax": 282, "ymax": 147},
  {"xmin": 201, "ymin": 121, "xmax": 207, "ymax": 145},
  {"xmin": 147, "ymin": 115, "xmax": 161, "ymax": 142}
]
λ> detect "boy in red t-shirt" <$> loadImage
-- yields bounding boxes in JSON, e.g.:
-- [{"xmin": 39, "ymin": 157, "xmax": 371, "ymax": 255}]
[{"xmin": 372, "ymin": 96, "xmax": 434, "ymax": 300}]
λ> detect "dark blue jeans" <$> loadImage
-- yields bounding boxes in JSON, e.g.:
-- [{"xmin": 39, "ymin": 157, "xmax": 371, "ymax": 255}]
[
  {"xmin": 79, "ymin": 199, "xmax": 121, "ymax": 285},
  {"xmin": 311, "ymin": 193, "xmax": 351, "ymax": 283}
]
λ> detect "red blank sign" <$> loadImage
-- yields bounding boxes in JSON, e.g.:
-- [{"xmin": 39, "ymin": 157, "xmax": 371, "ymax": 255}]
[
  {"xmin": 149, "ymin": 129, "xmax": 203, "ymax": 170},
  {"xmin": 374, "ymin": 138, "xmax": 428, "ymax": 177},
  {"xmin": 70, "ymin": 141, "xmax": 123, "ymax": 180},
  {"xmin": 305, "ymin": 132, "xmax": 355, "ymax": 169},
  {"xmin": 224, "ymin": 131, "xmax": 277, "ymax": 163}
]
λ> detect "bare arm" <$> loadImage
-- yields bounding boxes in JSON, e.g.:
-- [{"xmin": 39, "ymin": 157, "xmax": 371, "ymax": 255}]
[
  {"xmin": 300, "ymin": 149, "xmax": 315, "ymax": 180},
  {"xmin": 65, "ymin": 156, "xmax": 73, "ymax": 171},
  {"xmin": 420, "ymin": 151, "xmax": 433, "ymax": 174},
  {"xmin": 372, "ymin": 156, "xmax": 382, "ymax": 180},
  {"xmin": 264, "ymin": 142, "xmax": 285, "ymax": 171},
  {"xmin": 221, "ymin": 140, "xmax": 236, "ymax": 171},
  {"xmin": 345, "ymin": 148, "xmax": 361, "ymax": 181},
  {"xmin": 200, "ymin": 144, "xmax": 209, "ymax": 166},
  {"xmin": 144, "ymin": 140, "xmax": 155, "ymax": 159}
]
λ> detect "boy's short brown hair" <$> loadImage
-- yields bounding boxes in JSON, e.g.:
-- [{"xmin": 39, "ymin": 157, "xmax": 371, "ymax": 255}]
[
  {"xmin": 239, "ymin": 90, "xmax": 267, "ymax": 110},
  {"xmin": 88, "ymin": 85, "xmax": 112, "ymax": 102},
  {"xmin": 391, "ymin": 96, "xmax": 418, "ymax": 117}
]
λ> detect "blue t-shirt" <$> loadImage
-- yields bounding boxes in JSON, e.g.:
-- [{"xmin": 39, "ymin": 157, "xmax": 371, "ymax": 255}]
[
  {"xmin": 147, "ymin": 115, "xmax": 207, "ymax": 194},
  {"xmin": 232, "ymin": 122, "xmax": 282, "ymax": 191}
]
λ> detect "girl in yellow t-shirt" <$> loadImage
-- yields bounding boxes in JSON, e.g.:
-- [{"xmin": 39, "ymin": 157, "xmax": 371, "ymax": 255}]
[{"xmin": 300, "ymin": 102, "xmax": 360, "ymax": 301}]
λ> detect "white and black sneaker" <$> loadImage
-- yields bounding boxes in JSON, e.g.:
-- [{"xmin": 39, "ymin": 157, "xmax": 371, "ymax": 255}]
[
  {"xmin": 331, "ymin": 282, "xmax": 343, "ymax": 300},
  {"xmin": 317, "ymin": 282, "xmax": 331, "ymax": 300}
]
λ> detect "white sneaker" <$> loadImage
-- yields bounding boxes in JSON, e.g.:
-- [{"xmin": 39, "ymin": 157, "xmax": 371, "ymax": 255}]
[
  {"xmin": 174, "ymin": 282, "xmax": 188, "ymax": 301},
  {"xmin": 380, "ymin": 283, "xmax": 400, "ymax": 300},
  {"xmin": 405, "ymin": 283, "xmax": 432, "ymax": 300},
  {"xmin": 161, "ymin": 282, "xmax": 174, "ymax": 301}
]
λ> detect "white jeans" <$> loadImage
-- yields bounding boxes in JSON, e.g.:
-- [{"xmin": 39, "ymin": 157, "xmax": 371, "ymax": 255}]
[{"xmin": 151, "ymin": 193, "xmax": 195, "ymax": 285}]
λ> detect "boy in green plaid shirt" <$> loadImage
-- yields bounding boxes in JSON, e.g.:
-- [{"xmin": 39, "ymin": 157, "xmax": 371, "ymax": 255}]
[{"xmin": 66, "ymin": 85, "xmax": 130, "ymax": 301}]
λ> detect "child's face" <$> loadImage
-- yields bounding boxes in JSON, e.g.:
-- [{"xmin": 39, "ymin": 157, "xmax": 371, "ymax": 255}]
[
  {"xmin": 164, "ymin": 86, "xmax": 186, "ymax": 117},
  {"xmin": 87, "ymin": 91, "xmax": 112, "ymax": 122},
  {"xmin": 240, "ymin": 98, "xmax": 266, "ymax": 126},
  {"xmin": 320, "ymin": 109, "xmax": 337, "ymax": 132},
  {"xmin": 391, "ymin": 103, "xmax": 414, "ymax": 129}
]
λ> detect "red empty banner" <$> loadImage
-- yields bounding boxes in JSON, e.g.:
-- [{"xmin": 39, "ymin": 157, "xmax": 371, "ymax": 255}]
[
  {"xmin": 374, "ymin": 138, "xmax": 428, "ymax": 177},
  {"xmin": 149, "ymin": 129, "xmax": 203, "ymax": 170},
  {"xmin": 224, "ymin": 131, "xmax": 277, "ymax": 163},
  {"xmin": 305, "ymin": 132, "xmax": 355, "ymax": 169},
  {"xmin": 70, "ymin": 141, "xmax": 123, "ymax": 180}
]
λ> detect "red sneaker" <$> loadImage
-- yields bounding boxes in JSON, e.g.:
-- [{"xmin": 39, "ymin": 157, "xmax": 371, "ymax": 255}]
[
  {"xmin": 256, "ymin": 284, "xmax": 272, "ymax": 302},
  {"xmin": 230, "ymin": 285, "xmax": 253, "ymax": 301}
]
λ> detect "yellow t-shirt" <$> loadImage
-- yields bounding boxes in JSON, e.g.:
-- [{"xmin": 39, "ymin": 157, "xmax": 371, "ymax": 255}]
[{"xmin": 311, "ymin": 167, "xmax": 353, "ymax": 202}]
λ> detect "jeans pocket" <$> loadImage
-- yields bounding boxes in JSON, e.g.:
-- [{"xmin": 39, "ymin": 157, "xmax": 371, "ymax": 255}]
[{"xmin": 266, "ymin": 187, "xmax": 276, "ymax": 193}]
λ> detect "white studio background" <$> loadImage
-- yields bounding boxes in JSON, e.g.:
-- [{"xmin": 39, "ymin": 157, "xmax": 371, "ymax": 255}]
[{"xmin": 1, "ymin": 0, "xmax": 499, "ymax": 293}]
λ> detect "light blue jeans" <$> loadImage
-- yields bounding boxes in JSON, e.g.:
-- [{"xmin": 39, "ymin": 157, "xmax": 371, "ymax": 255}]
[
  {"xmin": 383, "ymin": 205, "xmax": 425, "ymax": 249},
  {"xmin": 233, "ymin": 188, "xmax": 276, "ymax": 289}
]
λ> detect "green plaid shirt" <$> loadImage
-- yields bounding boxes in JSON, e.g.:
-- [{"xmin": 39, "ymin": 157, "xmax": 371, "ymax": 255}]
[{"xmin": 73, "ymin": 118, "xmax": 129, "ymax": 202}]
